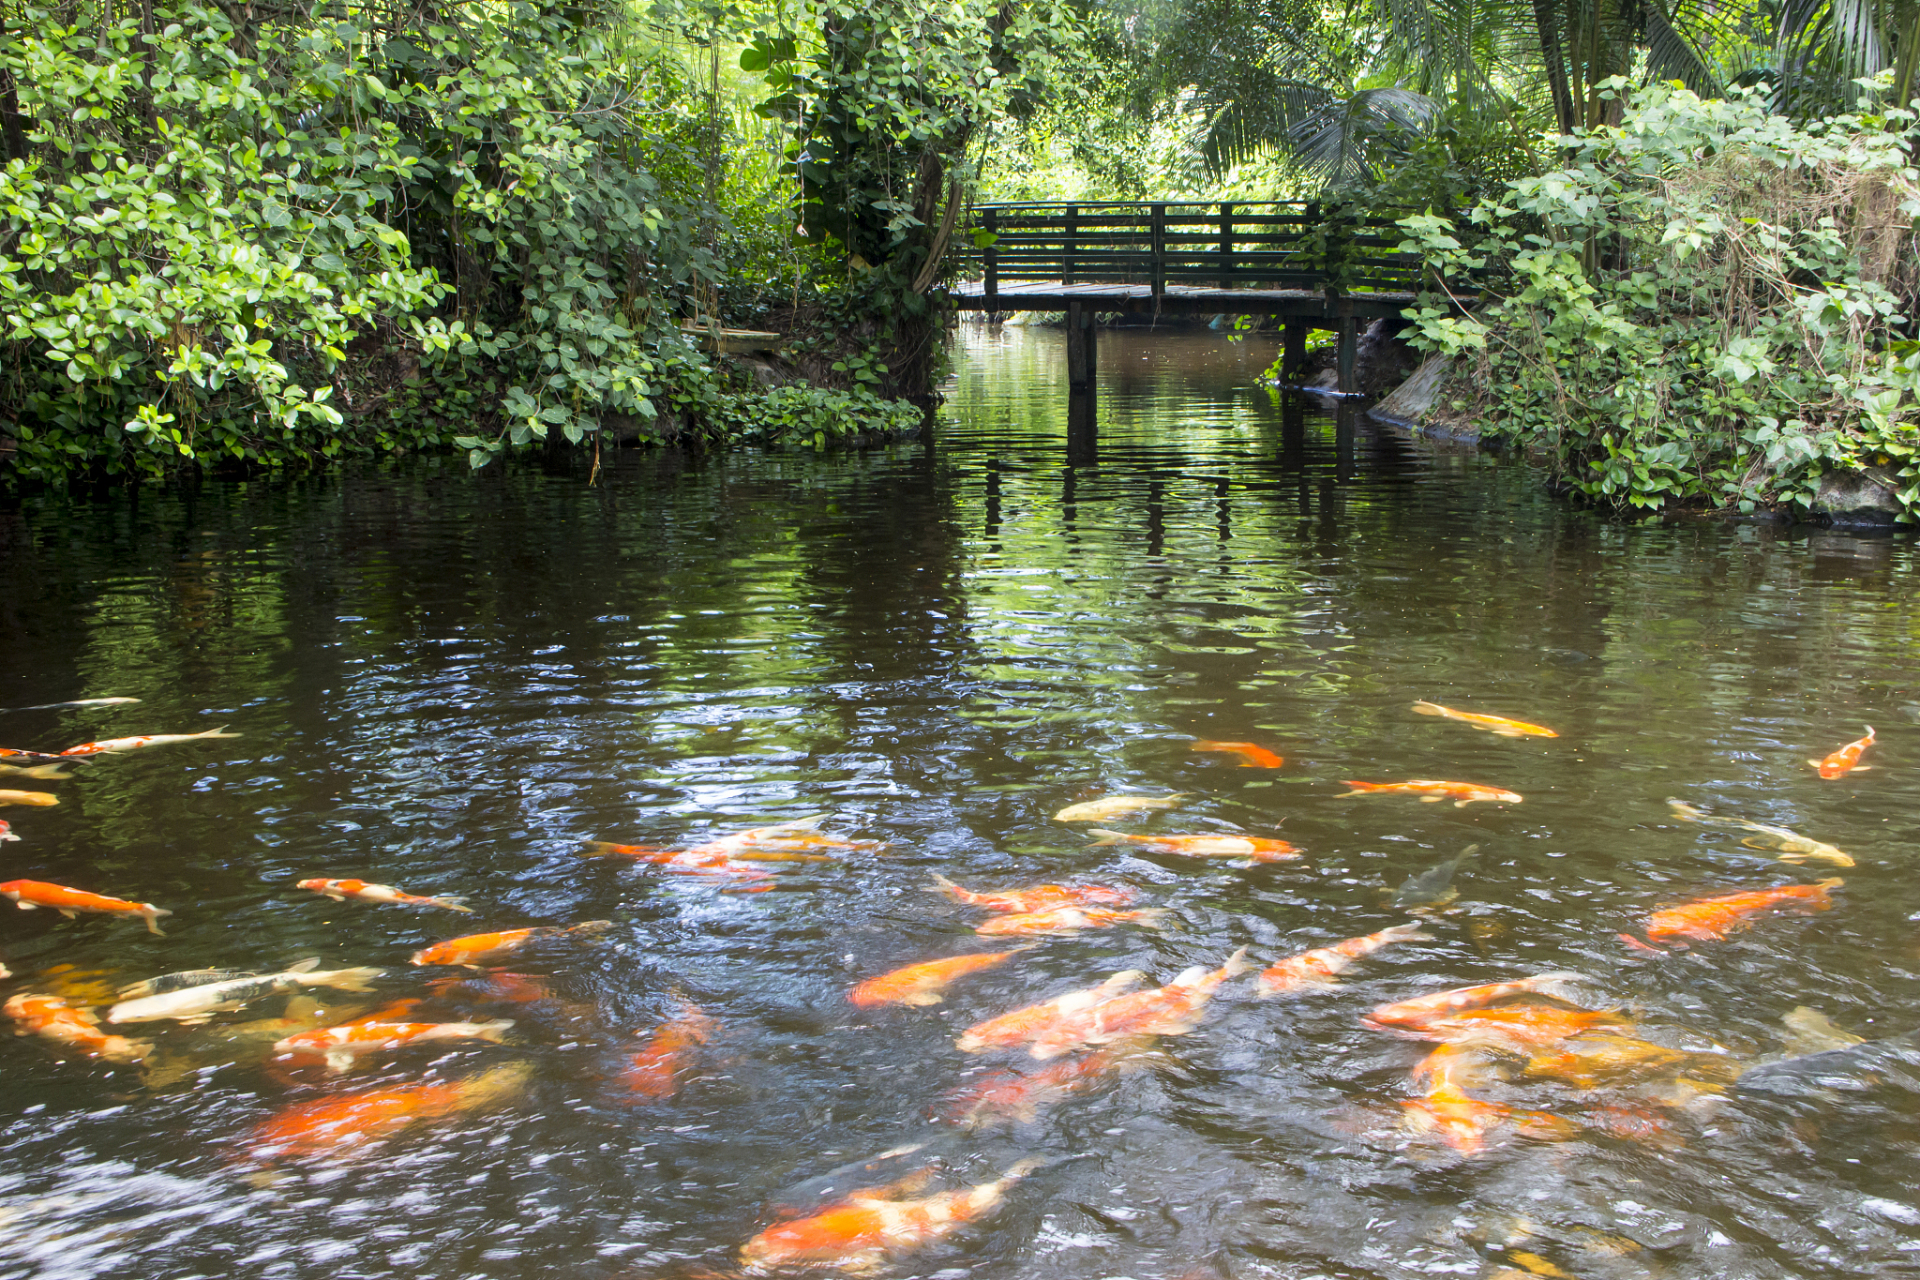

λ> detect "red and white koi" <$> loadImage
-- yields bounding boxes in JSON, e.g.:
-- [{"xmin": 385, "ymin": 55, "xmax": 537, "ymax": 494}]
[
  {"xmin": 1812, "ymin": 727, "xmax": 1874, "ymax": 779},
  {"xmin": 1258, "ymin": 923, "xmax": 1432, "ymax": 996},
  {"xmin": 1365, "ymin": 972, "xmax": 1588, "ymax": 1029},
  {"xmin": 273, "ymin": 1017, "xmax": 514, "ymax": 1073},
  {"xmin": 1086, "ymin": 830, "xmax": 1300, "ymax": 860},
  {"xmin": 928, "ymin": 873, "xmax": 1135, "ymax": 913},
  {"xmin": 57, "ymin": 727, "xmax": 240, "ymax": 756}
]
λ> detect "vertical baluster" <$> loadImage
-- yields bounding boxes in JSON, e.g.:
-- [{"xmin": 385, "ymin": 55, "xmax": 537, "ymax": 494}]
[
  {"xmin": 1063, "ymin": 204, "xmax": 1078, "ymax": 286},
  {"xmin": 984, "ymin": 207, "xmax": 999, "ymax": 306},
  {"xmin": 1150, "ymin": 203, "xmax": 1166, "ymax": 305},
  {"xmin": 1219, "ymin": 202, "xmax": 1234, "ymax": 291}
]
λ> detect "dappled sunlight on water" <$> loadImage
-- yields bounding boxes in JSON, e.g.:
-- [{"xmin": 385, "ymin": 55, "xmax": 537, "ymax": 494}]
[{"xmin": 0, "ymin": 324, "xmax": 1918, "ymax": 1278}]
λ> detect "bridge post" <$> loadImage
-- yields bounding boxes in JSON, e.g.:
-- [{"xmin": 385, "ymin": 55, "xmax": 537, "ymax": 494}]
[
  {"xmin": 1218, "ymin": 203, "xmax": 1234, "ymax": 291},
  {"xmin": 1333, "ymin": 290, "xmax": 1358, "ymax": 395},
  {"xmin": 1063, "ymin": 205, "xmax": 1078, "ymax": 286},
  {"xmin": 1283, "ymin": 320, "xmax": 1306, "ymax": 381},
  {"xmin": 984, "ymin": 207, "xmax": 999, "ymax": 307},
  {"xmin": 1149, "ymin": 203, "xmax": 1166, "ymax": 307},
  {"xmin": 1066, "ymin": 301, "xmax": 1098, "ymax": 395}
]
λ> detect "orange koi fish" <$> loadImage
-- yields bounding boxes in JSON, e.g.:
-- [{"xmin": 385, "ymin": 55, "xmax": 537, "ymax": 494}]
[
  {"xmin": 409, "ymin": 920, "xmax": 613, "ymax": 967},
  {"xmin": 0, "ymin": 879, "xmax": 172, "ymax": 935},
  {"xmin": 1366, "ymin": 972, "xmax": 1588, "ymax": 1029},
  {"xmin": 298, "ymin": 878, "xmax": 473, "ymax": 912},
  {"xmin": 1402, "ymin": 1080, "xmax": 1576, "ymax": 1155},
  {"xmin": 273, "ymin": 1017, "xmax": 514, "ymax": 1073},
  {"xmin": 1190, "ymin": 740, "xmax": 1285, "ymax": 768},
  {"xmin": 246, "ymin": 1062, "xmax": 532, "ymax": 1159},
  {"xmin": 0, "ymin": 790, "xmax": 56, "ymax": 807},
  {"xmin": 850, "ymin": 948, "xmax": 1035, "ymax": 1008},
  {"xmin": 5, "ymin": 993, "xmax": 150, "ymax": 1063},
  {"xmin": 58, "ymin": 727, "xmax": 240, "ymax": 756},
  {"xmin": 1258, "ymin": 923, "xmax": 1432, "ymax": 996},
  {"xmin": 1024, "ymin": 948, "xmax": 1253, "ymax": 1061},
  {"xmin": 937, "ymin": 1042, "xmax": 1152, "ymax": 1128},
  {"xmin": 1627, "ymin": 878, "xmax": 1844, "ymax": 950},
  {"xmin": 956, "ymin": 970, "xmax": 1147, "ymax": 1053},
  {"xmin": 1812, "ymin": 727, "xmax": 1874, "ymax": 779},
  {"xmin": 1086, "ymin": 829, "xmax": 1299, "ymax": 860},
  {"xmin": 621, "ymin": 1001, "xmax": 719, "ymax": 1098},
  {"xmin": 1411, "ymin": 701, "xmax": 1558, "ymax": 738},
  {"xmin": 975, "ymin": 907, "xmax": 1168, "ymax": 937},
  {"xmin": 1395, "ymin": 1003, "xmax": 1630, "ymax": 1055},
  {"xmin": 1339, "ymin": 780, "xmax": 1522, "ymax": 807},
  {"xmin": 1522, "ymin": 1036, "xmax": 1703, "ymax": 1089},
  {"xmin": 928, "ymin": 873, "xmax": 1135, "ymax": 913},
  {"xmin": 739, "ymin": 1158, "xmax": 1046, "ymax": 1273}
]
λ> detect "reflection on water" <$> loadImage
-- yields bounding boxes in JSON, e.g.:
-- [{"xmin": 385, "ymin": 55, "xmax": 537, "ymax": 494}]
[{"xmin": 0, "ymin": 322, "xmax": 1919, "ymax": 1279}]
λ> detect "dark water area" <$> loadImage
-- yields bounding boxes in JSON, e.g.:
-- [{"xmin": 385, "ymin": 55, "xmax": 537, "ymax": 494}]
[{"xmin": 2, "ymin": 323, "xmax": 1919, "ymax": 1280}]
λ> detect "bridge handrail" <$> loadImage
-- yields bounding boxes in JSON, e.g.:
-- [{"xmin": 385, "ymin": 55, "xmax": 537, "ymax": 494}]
[{"xmin": 959, "ymin": 199, "xmax": 1430, "ymax": 301}]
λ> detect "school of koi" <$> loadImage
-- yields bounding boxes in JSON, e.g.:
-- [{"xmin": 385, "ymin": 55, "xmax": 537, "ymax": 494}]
[{"xmin": 0, "ymin": 701, "xmax": 1881, "ymax": 1274}]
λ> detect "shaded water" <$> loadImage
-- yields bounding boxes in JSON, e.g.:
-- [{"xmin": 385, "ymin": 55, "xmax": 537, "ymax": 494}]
[{"xmin": 2, "ymin": 324, "xmax": 1920, "ymax": 1279}]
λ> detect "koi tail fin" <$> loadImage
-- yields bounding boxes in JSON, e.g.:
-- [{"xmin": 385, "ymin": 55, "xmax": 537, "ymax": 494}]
[
  {"xmin": 142, "ymin": 907, "xmax": 171, "ymax": 936},
  {"xmin": 203, "ymin": 727, "xmax": 242, "ymax": 740},
  {"xmin": 1336, "ymin": 782, "xmax": 1377, "ymax": 797},
  {"xmin": 1666, "ymin": 797, "xmax": 1708, "ymax": 822},
  {"xmin": 1618, "ymin": 933, "xmax": 1670, "ymax": 956},
  {"xmin": 106, "ymin": 1034, "xmax": 153, "ymax": 1065},
  {"xmin": 580, "ymin": 841, "xmax": 656, "ymax": 859},
  {"xmin": 1085, "ymin": 830, "xmax": 1129, "ymax": 847},
  {"xmin": 1220, "ymin": 946, "xmax": 1254, "ymax": 980},
  {"xmin": 1816, "ymin": 877, "xmax": 1846, "ymax": 895},
  {"xmin": 1380, "ymin": 923, "xmax": 1436, "ymax": 942},
  {"xmin": 928, "ymin": 873, "xmax": 964, "ymax": 899},
  {"xmin": 428, "ymin": 897, "xmax": 474, "ymax": 913},
  {"xmin": 568, "ymin": 920, "xmax": 616, "ymax": 939},
  {"xmin": 1127, "ymin": 908, "xmax": 1173, "ymax": 930},
  {"xmin": 1410, "ymin": 701, "xmax": 1445, "ymax": 717},
  {"xmin": 476, "ymin": 1019, "xmax": 516, "ymax": 1044}
]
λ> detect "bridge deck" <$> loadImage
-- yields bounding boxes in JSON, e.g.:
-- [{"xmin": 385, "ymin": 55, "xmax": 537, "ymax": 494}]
[{"xmin": 951, "ymin": 281, "xmax": 1418, "ymax": 321}]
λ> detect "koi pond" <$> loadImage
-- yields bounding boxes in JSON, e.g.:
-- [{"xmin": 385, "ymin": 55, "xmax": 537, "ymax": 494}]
[{"xmin": 3, "ymin": 323, "xmax": 1920, "ymax": 1280}]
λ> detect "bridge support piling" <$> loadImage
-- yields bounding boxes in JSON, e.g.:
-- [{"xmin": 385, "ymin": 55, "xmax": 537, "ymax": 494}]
[
  {"xmin": 1283, "ymin": 321, "xmax": 1306, "ymax": 382},
  {"xmin": 1336, "ymin": 315, "xmax": 1358, "ymax": 395},
  {"xmin": 1066, "ymin": 301, "xmax": 1098, "ymax": 464}
]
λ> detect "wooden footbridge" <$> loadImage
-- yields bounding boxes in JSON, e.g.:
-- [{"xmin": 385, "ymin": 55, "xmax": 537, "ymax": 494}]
[{"xmin": 952, "ymin": 201, "xmax": 1429, "ymax": 399}]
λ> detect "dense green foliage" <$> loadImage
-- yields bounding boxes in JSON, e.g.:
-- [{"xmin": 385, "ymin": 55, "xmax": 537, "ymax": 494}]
[
  {"xmin": 1401, "ymin": 82, "xmax": 1920, "ymax": 515},
  {"xmin": 0, "ymin": 0, "xmax": 1078, "ymax": 482}
]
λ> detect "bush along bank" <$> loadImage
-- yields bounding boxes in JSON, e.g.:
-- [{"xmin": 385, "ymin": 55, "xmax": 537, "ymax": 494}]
[
  {"xmin": 0, "ymin": 0, "xmax": 981, "ymax": 484},
  {"xmin": 1397, "ymin": 81, "xmax": 1920, "ymax": 522}
]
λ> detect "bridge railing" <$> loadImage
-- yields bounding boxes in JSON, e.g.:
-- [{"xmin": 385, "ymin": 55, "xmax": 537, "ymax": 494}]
[{"xmin": 959, "ymin": 201, "xmax": 1425, "ymax": 301}]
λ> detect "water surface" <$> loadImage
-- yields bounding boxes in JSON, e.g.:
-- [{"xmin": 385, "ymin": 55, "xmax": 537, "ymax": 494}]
[{"xmin": 1, "ymin": 324, "xmax": 1918, "ymax": 1280}]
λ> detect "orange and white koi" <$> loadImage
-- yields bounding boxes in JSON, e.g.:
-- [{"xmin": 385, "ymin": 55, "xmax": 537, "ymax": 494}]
[
  {"xmin": 0, "ymin": 879, "xmax": 171, "ymax": 934},
  {"xmin": 850, "ymin": 948, "xmax": 1035, "ymax": 1008},
  {"xmin": 410, "ymin": 920, "xmax": 613, "ymax": 967},
  {"xmin": 1812, "ymin": 727, "xmax": 1874, "ymax": 779},
  {"xmin": 1365, "ymin": 972, "xmax": 1588, "ymax": 1029},
  {"xmin": 937, "ymin": 1042, "xmax": 1153, "ymax": 1128},
  {"xmin": 581, "ymin": 840, "xmax": 780, "ymax": 880},
  {"xmin": 1411, "ymin": 701, "xmax": 1558, "ymax": 738},
  {"xmin": 1258, "ymin": 923, "xmax": 1432, "ymax": 996},
  {"xmin": 1397, "ymin": 1003, "xmax": 1631, "ymax": 1055},
  {"xmin": 1086, "ymin": 830, "xmax": 1300, "ymax": 860},
  {"xmin": 0, "ymin": 747, "xmax": 61, "ymax": 762},
  {"xmin": 1024, "ymin": 948, "xmax": 1253, "ymax": 1061},
  {"xmin": 1627, "ymin": 878, "xmax": 1844, "ymax": 950},
  {"xmin": 928, "ymin": 873, "xmax": 1135, "ymax": 913},
  {"xmin": 620, "ymin": 1001, "xmax": 719, "ymax": 1098},
  {"xmin": 956, "ymin": 971, "xmax": 1147, "ymax": 1053},
  {"xmin": 4, "ymin": 993, "xmax": 150, "ymax": 1063},
  {"xmin": 1053, "ymin": 794, "xmax": 1188, "ymax": 823},
  {"xmin": 739, "ymin": 1158, "xmax": 1047, "ymax": 1273},
  {"xmin": 976, "ymin": 907, "xmax": 1168, "ymax": 937},
  {"xmin": 688, "ymin": 815, "xmax": 887, "ymax": 858},
  {"xmin": 1189, "ymin": 740, "xmax": 1285, "ymax": 768},
  {"xmin": 57, "ymin": 727, "xmax": 240, "ymax": 756},
  {"xmin": 297, "ymin": 878, "xmax": 473, "ymax": 912},
  {"xmin": 0, "ymin": 790, "xmax": 56, "ymax": 807},
  {"xmin": 1339, "ymin": 780, "xmax": 1523, "ymax": 807},
  {"xmin": 0, "ymin": 821, "xmax": 17, "ymax": 843},
  {"xmin": 273, "ymin": 1017, "xmax": 514, "ymax": 1073},
  {"xmin": 246, "ymin": 1062, "xmax": 533, "ymax": 1159}
]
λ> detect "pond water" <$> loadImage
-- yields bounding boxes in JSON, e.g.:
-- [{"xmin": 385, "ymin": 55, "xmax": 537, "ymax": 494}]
[{"xmin": 2, "ymin": 323, "xmax": 1919, "ymax": 1280}]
